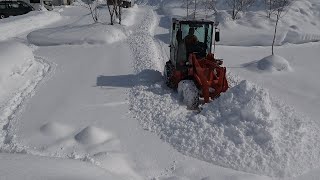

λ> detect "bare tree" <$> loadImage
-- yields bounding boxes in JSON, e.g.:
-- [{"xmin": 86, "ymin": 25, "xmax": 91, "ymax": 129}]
[
  {"xmin": 117, "ymin": 0, "xmax": 123, "ymax": 24},
  {"xmin": 207, "ymin": 0, "xmax": 218, "ymax": 14},
  {"xmin": 271, "ymin": 0, "xmax": 293, "ymax": 55},
  {"xmin": 226, "ymin": 0, "xmax": 256, "ymax": 20},
  {"xmin": 185, "ymin": 0, "xmax": 217, "ymax": 19},
  {"xmin": 106, "ymin": 0, "xmax": 123, "ymax": 25},
  {"xmin": 193, "ymin": 0, "xmax": 197, "ymax": 19},
  {"xmin": 185, "ymin": 0, "xmax": 198, "ymax": 19},
  {"xmin": 106, "ymin": 0, "xmax": 117, "ymax": 25},
  {"xmin": 82, "ymin": 0, "xmax": 100, "ymax": 23},
  {"xmin": 186, "ymin": 0, "xmax": 189, "ymax": 18},
  {"xmin": 204, "ymin": 0, "xmax": 218, "ymax": 19},
  {"xmin": 265, "ymin": 0, "xmax": 275, "ymax": 18}
]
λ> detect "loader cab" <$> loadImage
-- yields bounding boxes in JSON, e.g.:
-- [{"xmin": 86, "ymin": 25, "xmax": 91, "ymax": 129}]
[{"xmin": 170, "ymin": 18, "xmax": 215, "ymax": 70}]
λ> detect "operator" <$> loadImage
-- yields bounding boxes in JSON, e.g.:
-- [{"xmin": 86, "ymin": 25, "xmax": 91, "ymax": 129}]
[{"xmin": 184, "ymin": 28, "xmax": 198, "ymax": 53}]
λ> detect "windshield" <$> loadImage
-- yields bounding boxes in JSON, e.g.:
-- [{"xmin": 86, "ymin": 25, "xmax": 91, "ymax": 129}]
[{"xmin": 180, "ymin": 23, "xmax": 213, "ymax": 54}]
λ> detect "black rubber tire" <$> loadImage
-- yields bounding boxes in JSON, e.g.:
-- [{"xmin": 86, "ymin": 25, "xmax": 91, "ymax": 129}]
[
  {"xmin": 164, "ymin": 61, "xmax": 175, "ymax": 88},
  {"xmin": 178, "ymin": 80, "xmax": 200, "ymax": 109}
]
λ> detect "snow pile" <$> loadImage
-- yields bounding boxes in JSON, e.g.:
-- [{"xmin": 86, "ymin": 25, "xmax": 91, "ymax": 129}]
[
  {"xmin": 40, "ymin": 122, "xmax": 74, "ymax": 138},
  {"xmin": 0, "ymin": 11, "xmax": 61, "ymax": 41},
  {"xmin": 282, "ymin": 30, "xmax": 320, "ymax": 44},
  {"xmin": 122, "ymin": 4, "xmax": 139, "ymax": 26},
  {"xmin": 75, "ymin": 126, "xmax": 112, "ymax": 145},
  {"xmin": 257, "ymin": 55, "xmax": 292, "ymax": 72},
  {"xmin": 127, "ymin": 8, "xmax": 163, "ymax": 73},
  {"xmin": 0, "ymin": 41, "xmax": 34, "ymax": 85},
  {"xmin": 0, "ymin": 41, "xmax": 51, "ymax": 150},
  {"xmin": 130, "ymin": 80, "xmax": 320, "ymax": 177},
  {"xmin": 178, "ymin": 80, "xmax": 199, "ymax": 109},
  {"xmin": 27, "ymin": 23, "xmax": 126, "ymax": 46}
]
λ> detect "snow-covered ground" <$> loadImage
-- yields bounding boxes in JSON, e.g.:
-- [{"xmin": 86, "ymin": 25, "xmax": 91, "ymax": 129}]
[
  {"xmin": 1, "ymin": 0, "xmax": 320, "ymax": 179},
  {"xmin": 0, "ymin": 11, "xmax": 61, "ymax": 41}
]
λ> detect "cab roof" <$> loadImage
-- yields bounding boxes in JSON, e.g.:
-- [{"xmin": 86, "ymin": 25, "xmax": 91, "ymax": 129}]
[{"xmin": 172, "ymin": 18, "xmax": 215, "ymax": 25}]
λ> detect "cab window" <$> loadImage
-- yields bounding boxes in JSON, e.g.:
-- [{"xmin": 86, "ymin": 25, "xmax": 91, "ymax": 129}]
[{"xmin": 181, "ymin": 23, "xmax": 213, "ymax": 54}]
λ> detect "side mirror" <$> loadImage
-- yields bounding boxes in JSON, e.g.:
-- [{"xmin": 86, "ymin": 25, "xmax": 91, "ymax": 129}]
[{"xmin": 215, "ymin": 31, "xmax": 220, "ymax": 42}]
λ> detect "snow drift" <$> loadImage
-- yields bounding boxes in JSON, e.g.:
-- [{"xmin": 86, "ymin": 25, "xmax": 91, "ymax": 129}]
[
  {"xmin": 0, "ymin": 41, "xmax": 34, "ymax": 85},
  {"xmin": 282, "ymin": 30, "xmax": 320, "ymax": 44},
  {"xmin": 75, "ymin": 126, "xmax": 112, "ymax": 145},
  {"xmin": 27, "ymin": 23, "xmax": 126, "ymax": 46},
  {"xmin": 0, "ymin": 11, "xmax": 61, "ymax": 41},
  {"xmin": 257, "ymin": 55, "xmax": 292, "ymax": 72},
  {"xmin": 130, "ymin": 80, "xmax": 320, "ymax": 177},
  {"xmin": 0, "ymin": 41, "xmax": 51, "ymax": 150}
]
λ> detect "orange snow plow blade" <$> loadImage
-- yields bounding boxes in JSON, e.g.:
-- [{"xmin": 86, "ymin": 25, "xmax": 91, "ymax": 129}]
[{"xmin": 189, "ymin": 53, "xmax": 229, "ymax": 103}]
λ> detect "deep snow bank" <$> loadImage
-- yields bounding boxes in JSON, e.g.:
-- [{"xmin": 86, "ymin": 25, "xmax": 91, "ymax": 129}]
[
  {"xmin": 126, "ymin": 8, "xmax": 163, "ymax": 73},
  {"xmin": 27, "ymin": 23, "xmax": 126, "ymax": 46},
  {"xmin": 282, "ymin": 30, "xmax": 320, "ymax": 44},
  {"xmin": 0, "ymin": 41, "xmax": 33, "ymax": 85},
  {"xmin": 0, "ymin": 41, "xmax": 51, "ymax": 150},
  {"xmin": 130, "ymin": 80, "xmax": 320, "ymax": 177},
  {"xmin": 0, "ymin": 11, "xmax": 61, "ymax": 41}
]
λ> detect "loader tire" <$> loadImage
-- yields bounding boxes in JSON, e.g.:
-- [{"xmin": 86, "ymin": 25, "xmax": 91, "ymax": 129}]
[
  {"xmin": 178, "ymin": 80, "xmax": 199, "ymax": 109},
  {"xmin": 164, "ymin": 61, "xmax": 175, "ymax": 88}
]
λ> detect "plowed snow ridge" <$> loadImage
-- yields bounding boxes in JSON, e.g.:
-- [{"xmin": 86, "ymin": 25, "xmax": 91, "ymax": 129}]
[
  {"xmin": 130, "ymin": 80, "xmax": 320, "ymax": 177},
  {"xmin": 127, "ymin": 8, "xmax": 163, "ymax": 73}
]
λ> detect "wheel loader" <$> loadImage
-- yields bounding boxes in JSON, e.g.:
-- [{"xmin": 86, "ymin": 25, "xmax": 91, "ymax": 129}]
[{"xmin": 164, "ymin": 18, "xmax": 229, "ymax": 109}]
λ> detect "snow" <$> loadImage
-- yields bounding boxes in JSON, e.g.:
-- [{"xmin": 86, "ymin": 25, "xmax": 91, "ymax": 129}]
[
  {"xmin": 122, "ymin": 4, "xmax": 139, "ymax": 26},
  {"xmin": 0, "ymin": 11, "xmax": 61, "ymax": 41},
  {"xmin": 155, "ymin": 0, "xmax": 320, "ymax": 46},
  {"xmin": 0, "ymin": 153, "xmax": 124, "ymax": 180},
  {"xmin": 130, "ymin": 79, "xmax": 320, "ymax": 177},
  {"xmin": 75, "ymin": 126, "xmax": 112, "ymax": 145},
  {"xmin": 177, "ymin": 80, "xmax": 199, "ymax": 109},
  {"xmin": 0, "ymin": 41, "xmax": 34, "ymax": 86},
  {"xmin": 27, "ymin": 24, "xmax": 127, "ymax": 46},
  {"xmin": 254, "ymin": 55, "xmax": 293, "ymax": 72},
  {"xmin": 0, "ymin": 41, "xmax": 51, "ymax": 151},
  {"xmin": 282, "ymin": 30, "xmax": 320, "ymax": 44},
  {"xmin": 126, "ymin": 7, "xmax": 164, "ymax": 73},
  {"xmin": 40, "ymin": 121, "xmax": 74, "ymax": 138},
  {"xmin": 0, "ymin": 0, "xmax": 320, "ymax": 179},
  {"xmin": 197, "ymin": 81, "xmax": 320, "ymax": 177}
]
